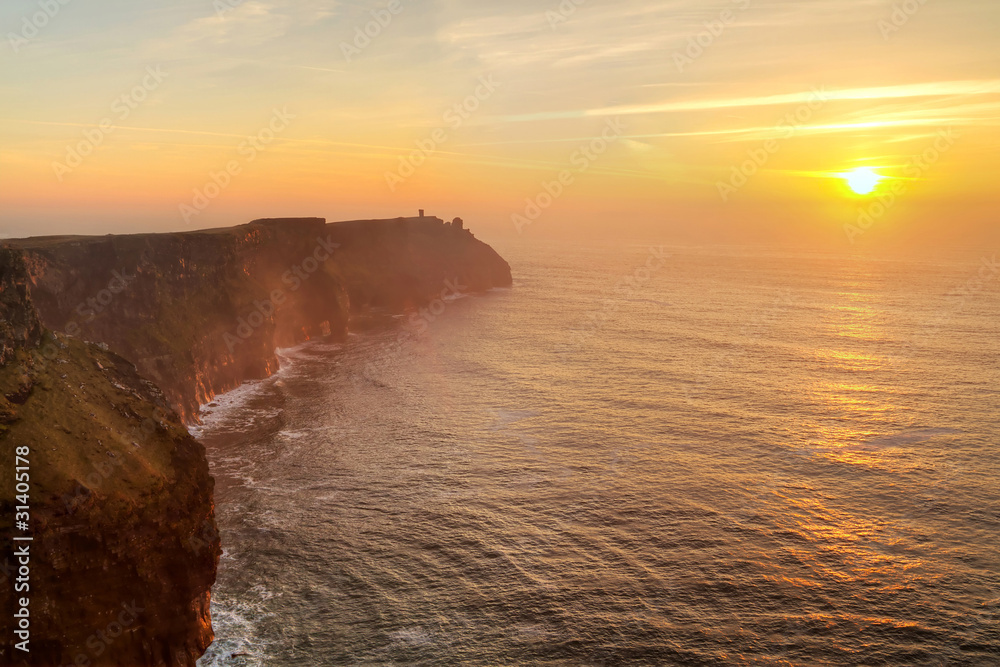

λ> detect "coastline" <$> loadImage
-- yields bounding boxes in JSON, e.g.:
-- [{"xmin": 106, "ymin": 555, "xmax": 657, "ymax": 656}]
[{"xmin": 0, "ymin": 216, "xmax": 513, "ymax": 667}]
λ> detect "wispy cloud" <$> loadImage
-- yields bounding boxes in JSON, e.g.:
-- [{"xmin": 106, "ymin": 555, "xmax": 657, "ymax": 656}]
[
  {"xmin": 170, "ymin": 2, "xmax": 291, "ymax": 47},
  {"xmin": 487, "ymin": 80, "xmax": 1000, "ymax": 124},
  {"xmin": 3, "ymin": 0, "xmax": 999, "ymax": 234}
]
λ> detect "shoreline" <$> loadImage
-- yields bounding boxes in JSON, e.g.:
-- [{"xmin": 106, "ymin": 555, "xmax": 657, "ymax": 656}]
[{"xmin": 0, "ymin": 215, "xmax": 513, "ymax": 667}]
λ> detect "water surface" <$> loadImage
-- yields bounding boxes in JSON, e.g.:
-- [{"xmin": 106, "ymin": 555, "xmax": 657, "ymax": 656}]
[{"xmin": 196, "ymin": 240, "xmax": 1000, "ymax": 666}]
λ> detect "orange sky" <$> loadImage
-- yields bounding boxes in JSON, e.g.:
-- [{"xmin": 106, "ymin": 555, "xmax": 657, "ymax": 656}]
[{"xmin": 1, "ymin": 0, "xmax": 997, "ymax": 248}]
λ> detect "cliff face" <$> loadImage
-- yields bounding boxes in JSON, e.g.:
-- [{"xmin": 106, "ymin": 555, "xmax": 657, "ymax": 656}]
[
  {"xmin": 327, "ymin": 217, "xmax": 513, "ymax": 311},
  {"xmin": 0, "ymin": 215, "xmax": 511, "ymax": 666},
  {"xmin": 8, "ymin": 218, "xmax": 347, "ymax": 423},
  {"xmin": 0, "ymin": 250, "xmax": 220, "ymax": 666},
  {"xmin": 10, "ymin": 216, "xmax": 512, "ymax": 422},
  {"xmin": 0, "ymin": 249, "xmax": 43, "ymax": 366}
]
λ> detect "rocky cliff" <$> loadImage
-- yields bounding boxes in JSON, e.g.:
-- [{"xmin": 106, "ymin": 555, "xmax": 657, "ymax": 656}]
[
  {"xmin": 0, "ymin": 215, "xmax": 511, "ymax": 666},
  {"xmin": 7, "ymin": 216, "xmax": 511, "ymax": 422},
  {"xmin": 0, "ymin": 247, "xmax": 221, "ymax": 666}
]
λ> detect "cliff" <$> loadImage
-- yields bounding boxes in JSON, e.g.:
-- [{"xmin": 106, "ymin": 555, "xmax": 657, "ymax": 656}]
[
  {"xmin": 0, "ymin": 247, "xmax": 221, "ymax": 666},
  {"xmin": 0, "ymin": 215, "xmax": 512, "ymax": 666},
  {"xmin": 8, "ymin": 216, "xmax": 512, "ymax": 422},
  {"xmin": 326, "ymin": 216, "xmax": 513, "ymax": 310}
]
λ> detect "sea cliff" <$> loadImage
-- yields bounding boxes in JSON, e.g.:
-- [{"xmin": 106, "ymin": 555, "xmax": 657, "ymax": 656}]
[
  {"xmin": 1, "ymin": 246, "xmax": 220, "ymax": 666},
  {"xmin": 0, "ymin": 216, "xmax": 512, "ymax": 666},
  {"xmin": 7, "ymin": 215, "xmax": 511, "ymax": 422}
]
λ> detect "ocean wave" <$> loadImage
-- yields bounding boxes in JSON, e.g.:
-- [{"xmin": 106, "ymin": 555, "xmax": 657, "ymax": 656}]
[
  {"xmin": 193, "ymin": 245, "xmax": 1000, "ymax": 665},
  {"xmin": 192, "ymin": 381, "xmax": 279, "ymax": 438},
  {"xmin": 196, "ymin": 586, "xmax": 276, "ymax": 667}
]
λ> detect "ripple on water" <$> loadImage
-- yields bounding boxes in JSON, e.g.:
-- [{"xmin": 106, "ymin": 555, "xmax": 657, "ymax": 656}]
[{"xmin": 195, "ymin": 244, "xmax": 1000, "ymax": 665}]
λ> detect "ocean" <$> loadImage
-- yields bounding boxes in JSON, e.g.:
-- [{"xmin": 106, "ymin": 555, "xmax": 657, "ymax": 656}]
[{"xmin": 193, "ymin": 238, "xmax": 1000, "ymax": 666}]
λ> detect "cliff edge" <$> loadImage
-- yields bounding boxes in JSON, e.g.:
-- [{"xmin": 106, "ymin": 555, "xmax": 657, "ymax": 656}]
[
  {"xmin": 8, "ymin": 216, "xmax": 512, "ymax": 422},
  {"xmin": 0, "ymin": 246, "xmax": 221, "ymax": 666},
  {"xmin": 0, "ymin": 215, "xmax": 511, "ymax": 666}
]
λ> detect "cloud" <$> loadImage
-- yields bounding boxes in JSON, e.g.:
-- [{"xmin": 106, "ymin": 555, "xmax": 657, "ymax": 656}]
[
  {"xmin": 170, "ymin": 2, "xmax": 292, "ymax": 47},
  {"xmin": 143, "ymin": 0, "xmax": 340, "ymax": 57},
  {"xmin": 485, "ymin": 80, "xmax": 1000, "ymax": 124}
]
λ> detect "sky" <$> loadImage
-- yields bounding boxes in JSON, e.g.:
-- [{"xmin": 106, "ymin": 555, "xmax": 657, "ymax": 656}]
[{"xmin": 1, "ymin": 0, "xmax": 998, "ymax": 248}]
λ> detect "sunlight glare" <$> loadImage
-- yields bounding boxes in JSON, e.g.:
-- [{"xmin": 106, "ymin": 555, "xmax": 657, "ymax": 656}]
[{"xmin": 844, "ymin": 167, "xmax": 884, "ymax": 195}]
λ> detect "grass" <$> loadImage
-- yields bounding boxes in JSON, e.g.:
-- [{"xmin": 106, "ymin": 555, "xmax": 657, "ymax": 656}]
[{"xmin": 0, "ymin": 333, "xmax": 190, "ymax": 508}]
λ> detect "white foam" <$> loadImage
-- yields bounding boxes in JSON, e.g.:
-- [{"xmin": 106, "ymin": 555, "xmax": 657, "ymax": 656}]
[
  {"xmin": 196, "ymin": 590, "xmax": 276, "ymax": 667},
  {"xmin": 193, "ymin": 340, "xmax": 331, "ymax": 436},
  {"xmin": 196, "ymin": 380, "xmax": 272, "ymax": 424}
]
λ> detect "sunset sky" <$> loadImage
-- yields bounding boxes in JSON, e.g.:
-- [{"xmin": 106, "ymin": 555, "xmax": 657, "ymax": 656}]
[{"xmin": 1, "ymin": 0, "xmax": 997, "ymax": 246}]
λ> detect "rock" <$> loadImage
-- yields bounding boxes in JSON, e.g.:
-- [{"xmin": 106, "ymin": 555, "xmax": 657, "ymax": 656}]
[
  {"xmin": 0, "ymin": 247, "xmax": 43, "ymax": 365},
  {"xmin": 0, "ymin": 249, "xmax": 221, "ymax": 667},
  {"xmin": 0, "ymin": 215, "xmax": 512, "ymax": 666},
  {"xmin": 0, "ymin": 400, "xmax": 17, "ymax": 424},
  {"xmin": 7, "ymin": 216, "xmax": 511, "ymax": 422}
]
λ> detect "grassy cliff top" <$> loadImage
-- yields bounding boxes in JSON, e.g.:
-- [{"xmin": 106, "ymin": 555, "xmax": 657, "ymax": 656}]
[
  {"xmin": 0, "ymin": 333, "xmax": 192, "ymax": 512},
  {"xmin": 1, "ymin": 216, "xmax": 459, "ymax": 249}
]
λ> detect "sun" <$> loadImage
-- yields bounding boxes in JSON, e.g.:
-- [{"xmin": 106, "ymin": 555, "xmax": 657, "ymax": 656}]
[{"xmin": 843, "ymin": 167, "xmax": 883, "ymax": 195}]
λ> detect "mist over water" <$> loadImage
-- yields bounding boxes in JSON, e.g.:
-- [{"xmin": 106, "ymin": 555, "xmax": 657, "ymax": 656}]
[{"xmin": 196, "ymin": 239, "xmax": 1000, "ymax": 666}]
